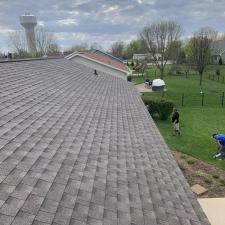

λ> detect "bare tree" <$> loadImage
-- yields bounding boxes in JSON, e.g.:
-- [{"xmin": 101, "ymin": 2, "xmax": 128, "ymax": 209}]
[
  {"xmin": 35, "ymin": 26, "xmax": 59, "ymax": 54},
  {"xmin": 66, "ymin": 43, "xmax": 89, "ymax": 53},
  {"xmin": 8, "ymin": 26, "xmax": 60, "ymax": 57},
  {"xmin": 188, "ymin": 27, "xmax": 217, "ymax": 85},
  {"xmin": 110, "ymin": 41, "xmax": 125, "ymax": 59},
  {"xmin": 140, "ymin": 21, "xmax": 182, "ymax": 79},
  {"xmin": 8, "ymin": 30, "xmax": 27, "ymax": 56}
]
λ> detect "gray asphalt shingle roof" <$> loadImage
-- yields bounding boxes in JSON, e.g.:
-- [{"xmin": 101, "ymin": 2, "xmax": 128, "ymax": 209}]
[{"xmin": 0, "ymin": 58, "xmax": 210, "ymax": 225}]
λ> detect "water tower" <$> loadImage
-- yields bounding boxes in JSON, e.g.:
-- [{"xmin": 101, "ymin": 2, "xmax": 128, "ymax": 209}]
[{"xmin": 20, "ymin": 13, "xmax": 37, "ymax": 52}]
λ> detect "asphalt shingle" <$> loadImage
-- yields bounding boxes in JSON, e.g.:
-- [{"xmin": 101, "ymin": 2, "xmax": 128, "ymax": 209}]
[{"xmin": 0, "ymin": 58, "xmax": 210, "ymax": 225}]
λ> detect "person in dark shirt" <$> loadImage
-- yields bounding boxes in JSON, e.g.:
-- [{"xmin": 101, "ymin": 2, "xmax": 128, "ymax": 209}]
[
  {"xmin": 171, "ymin": 108, "xmax": 180, "ymax": 136},
  {"xmin": 212, "ymin": 133, "xmax": 225, "ymax": 159}
]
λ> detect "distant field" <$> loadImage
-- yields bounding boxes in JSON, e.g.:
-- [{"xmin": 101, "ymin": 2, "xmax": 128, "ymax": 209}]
[{"xmin": 133, "ymin": 66, "xmax": 225, "ymax": 170}]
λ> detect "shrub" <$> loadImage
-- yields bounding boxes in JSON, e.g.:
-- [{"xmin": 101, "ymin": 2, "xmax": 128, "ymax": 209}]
[
  {"xmin": 216, "ymin": 69, "xmax": 220, "ymax": 76},
  {"xmin": 168, "ymin": 65, "xmax": 182, "ymax": 76},
  {"xmin": 212, "ymin": 175, "xmax": 219, "ymax": 179},
  {"xmin": 141, "ymin": 96, "xmax": 174, "ymax": 120},
  {"xmin": 204, "ymin": 178, "xmax": 212, "ymax": 184},
  {"xmin": 127, "ymin": 75, "xmax": 132, "ymax": 82},
  {"xmin": 131, "ymin": 61, "xmax": 134, "ymax": 67},
  {"xmin": 220, "ymin": 180, "xmax": 225, "ymax": 186},
  {"xmin": 195, "ymin": 170, "xmax": 206, "ymax": 177},
  {"xmin": 187, "ymin": 159, "xmax": 195, "ymax": 165}
]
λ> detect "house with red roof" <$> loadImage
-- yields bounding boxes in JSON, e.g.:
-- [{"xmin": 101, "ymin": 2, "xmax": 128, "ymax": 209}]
[{"xmin": 65, "ymin": 49, "xmax": 131, "ymax": 80}]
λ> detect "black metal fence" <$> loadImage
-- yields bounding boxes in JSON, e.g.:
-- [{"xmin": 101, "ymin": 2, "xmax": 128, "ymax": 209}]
[
  {"xmin": 207, "ymin": 73, "xmax": 225, "ymax": 83},
  {"xmin": 160, "ymin": 91, "xmax": 225, "ymax": 107}
]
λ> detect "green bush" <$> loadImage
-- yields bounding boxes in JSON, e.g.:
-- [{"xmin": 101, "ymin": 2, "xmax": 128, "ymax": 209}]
[
  {"xmin": 216, "ymin": 69, "xmax": 220, "ymax": 76},
  {"xmin": 127, "ymin": 75, "xmax": 132, "ymax": 82},
  {"xmin": 141, "ymin": 95, "xmax": 174, "ymax": 120}
]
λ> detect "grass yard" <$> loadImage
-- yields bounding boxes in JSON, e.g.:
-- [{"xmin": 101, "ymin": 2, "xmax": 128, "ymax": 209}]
[
  {"xmin": 133, "ymin": 67, "xmax": 225, "ymax": 170},
  {"xmin": 155, "ymin": 108, "xmax": 225, "ymax": 170}
]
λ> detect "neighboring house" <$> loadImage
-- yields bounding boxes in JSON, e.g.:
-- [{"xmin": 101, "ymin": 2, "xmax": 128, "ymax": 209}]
[
  {"xmin": 0, "ymin": 58, "xmax": 210, "ymax": 225},
  {"xmin": 211, "ymin": 40, "xmax": 225, "ymax": 64},
  {"xmin": 65, "ymin": 49, "xmax": 131, "ymax": 80},
  {"xmin": 133, "ymin": 53, "xmax": 162, "ymax": 61}
]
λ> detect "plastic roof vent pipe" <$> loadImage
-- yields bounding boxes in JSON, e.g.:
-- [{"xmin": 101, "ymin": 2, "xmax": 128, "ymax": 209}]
[{"xmin": 20, "ymin": 13, "xmax": 37, "ymax": 53}]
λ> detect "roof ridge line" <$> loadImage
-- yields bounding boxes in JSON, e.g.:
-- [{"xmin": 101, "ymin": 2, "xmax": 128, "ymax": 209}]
[{"xmin": 0, "ymin": 56, "xmax": 64, "ymax": 64}]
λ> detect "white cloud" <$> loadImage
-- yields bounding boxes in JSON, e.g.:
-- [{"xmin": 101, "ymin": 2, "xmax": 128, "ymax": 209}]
[
  {"xmin": 56, "ymin": 18, "xmax": 78, "ymax": 26},
  {"xmin": 55, "ymin": 31, "xmax": 138, "ymax": 50},
  {"xmin": 0, "ymin": 26, "xmax": 15, "ymax": 34},
  {"xmin": 136, "ymin": 0, "xmax": 144, "ymax": 4},
  {"xmin": 37, "ymin": 20, "xmax": 45, "ymax": 26},
  {"xmin": 102, "ymin": 5, "xmax": 119, "ymax": 13}
]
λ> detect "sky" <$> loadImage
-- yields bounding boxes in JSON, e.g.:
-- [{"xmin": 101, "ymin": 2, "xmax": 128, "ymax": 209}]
[{"xmin": 0, "ymin": 0, "xmax": 225, "ymax": 52}]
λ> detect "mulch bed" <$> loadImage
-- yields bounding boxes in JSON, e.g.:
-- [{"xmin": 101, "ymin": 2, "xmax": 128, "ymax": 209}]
[{"xmin": 172, "ymin": 151, "xmax": 225, "ymax": 198}]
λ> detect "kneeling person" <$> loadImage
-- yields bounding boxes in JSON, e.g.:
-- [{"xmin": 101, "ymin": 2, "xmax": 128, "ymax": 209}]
[{"xmin": 212, "ymin": 133, "xmax": 225, "ymax": 159}]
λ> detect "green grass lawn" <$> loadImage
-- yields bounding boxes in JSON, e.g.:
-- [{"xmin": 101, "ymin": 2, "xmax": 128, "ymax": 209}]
[
  {"xmin": 133, "ymin": 68, "xmax": 225, "ymax": 169},
  {"xmin": 155, "ymin": 108, "xmax": 225, "ymax": 170}
]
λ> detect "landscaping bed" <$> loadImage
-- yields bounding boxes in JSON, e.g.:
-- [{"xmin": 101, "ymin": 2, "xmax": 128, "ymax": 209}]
[{"xmin": 173, "ymin": 151, "xmax": 225, "ymax": 198}]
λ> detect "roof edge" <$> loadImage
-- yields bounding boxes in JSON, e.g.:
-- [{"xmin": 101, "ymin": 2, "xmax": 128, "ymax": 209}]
[
  {"xmin": 67, "ymin": 53, "xmax": 131, "ymax": 75},
  {"xmin": 0, "ymin": 56, "xmax": 64, "ymax": 64},
  {"xmin": 93, "ymin": 49, "xmax": 124, "ymax": 63}
]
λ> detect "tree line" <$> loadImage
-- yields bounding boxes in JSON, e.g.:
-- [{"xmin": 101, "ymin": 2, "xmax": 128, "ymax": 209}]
[
  {"xmin": 110, "ymin": 22, "xmax": 222, "ymax": 85},
  {"xmin": 6, "ymin": 20, "xmax": 224, "ymax": 85}
]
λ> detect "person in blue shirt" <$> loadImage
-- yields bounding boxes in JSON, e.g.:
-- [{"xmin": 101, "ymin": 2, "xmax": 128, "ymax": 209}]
[{"xmin": 212, "ymin": 133, "xmax": 225, "ymax": 159}]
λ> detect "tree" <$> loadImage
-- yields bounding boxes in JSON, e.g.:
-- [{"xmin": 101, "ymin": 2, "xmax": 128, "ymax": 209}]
[
  {"xmin": 124, "ymin": 38, "xmax": 148, "ymax": 59},
  {"xmin": 47, "ymin": 43, "xmax": 61, "ymax": 55},
  {"xmin": 8, "ymin": 30, "xmax": 27, "ymax": 57},
  {"xmin": 65, "ymin": 42, "xmax": 103, "ymax": 54},
  {"xmin": 89, "ymin": 42, "xmax": 103, "ymax": 51},
  {"xmin": 188, "ymin": 27, "xmax": 217, "ymax": 85},
  {"xmin": 110, "ymin": 41, "xmax": 125, "ymax": 59},
  {"xmin": 140, "ymin": 21, "xmax": 182, "ymax": 79},
  {"xmin": 66, "ymin": 43, "xmax": 89, "ymax": 53},
  {"xmin": 9, "ymin": 26, "xmax": 60, "ymax": 58},
  {"xmin": 35, "ymin": 26, "xmax": 59, "ymax": 55},
  {"xmin": 166, "ymin": 40, "xmax": 183, "ymax": 63}
]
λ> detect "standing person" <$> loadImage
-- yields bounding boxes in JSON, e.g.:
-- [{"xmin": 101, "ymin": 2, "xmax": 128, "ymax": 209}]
[
  {"xmin": 171, "ymin": 108, "xmax": 180, "ymax": 136},
  {"xmin": 212, "ymin": 133, "xmax": 225, "ymax": 159}
]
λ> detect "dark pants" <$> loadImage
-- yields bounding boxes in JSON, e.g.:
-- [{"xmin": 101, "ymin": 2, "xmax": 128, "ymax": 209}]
[{"xmin": 221, "ymin": 146, "xmax": 225, "ymax": 159}]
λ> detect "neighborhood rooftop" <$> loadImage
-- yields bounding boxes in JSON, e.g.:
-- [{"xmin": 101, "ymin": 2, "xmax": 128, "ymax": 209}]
[
  {"xmin": 66, "ymin": 50, "xmax": 130, "ymax": 74},
  {"xmin": 0, "ymin": 58, "xmax": 210, "ymax": 225}
]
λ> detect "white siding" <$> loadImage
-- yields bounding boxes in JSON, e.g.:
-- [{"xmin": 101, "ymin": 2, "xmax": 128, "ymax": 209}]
[{"xmin": 71, "ymin": 56, "xmax": 127, "ymax": 80}]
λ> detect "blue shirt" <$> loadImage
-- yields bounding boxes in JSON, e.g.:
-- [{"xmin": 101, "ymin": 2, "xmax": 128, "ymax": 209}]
[{"xmin": 214, "ymin": 134, "xmax": 225, "ymax": 146}]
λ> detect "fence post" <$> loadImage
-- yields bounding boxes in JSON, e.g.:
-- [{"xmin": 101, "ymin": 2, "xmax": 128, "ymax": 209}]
[
  {"xmin": 222, "ymin": 92, "xmax": 224, "ymax": 107},
  {"xmin": 182, "ymin": 93, "xmax": 184, "ymax": 106},
  {"xmin": 201, "ymin": 93, "xmax": 204, "ymax": 106}
]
